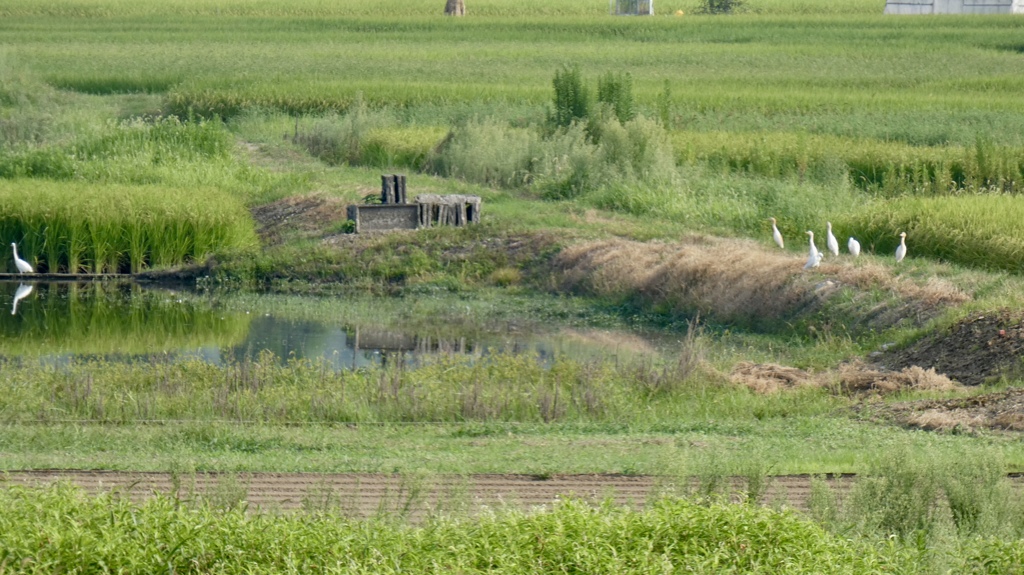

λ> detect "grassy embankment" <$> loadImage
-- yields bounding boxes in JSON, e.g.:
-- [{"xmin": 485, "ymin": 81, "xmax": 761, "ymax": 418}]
[{"xmin": 3, "ymin": 1, "xmax": 1024, "ymax": 570}]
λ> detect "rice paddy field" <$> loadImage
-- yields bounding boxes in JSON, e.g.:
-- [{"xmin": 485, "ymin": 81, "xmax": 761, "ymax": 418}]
[{"xmin": 4, "ymin": 0, "xmax": 1024, "ymax": 572}]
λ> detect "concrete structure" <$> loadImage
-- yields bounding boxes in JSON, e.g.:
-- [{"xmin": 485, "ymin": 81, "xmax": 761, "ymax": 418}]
[
  {"xmin": 346, "ymin": 204, "xmax": 420, "ymax": 233},
  {"xmin": 610, "ymin": 0, "xmax": 653, "ymax": 15},
  {"xmin": 346, "ymin": 174, "xmax": 482, "ymax": 233},
  {"xmin": 885, "ymin": 0, "xmax": 1024, "ymax": 14}
]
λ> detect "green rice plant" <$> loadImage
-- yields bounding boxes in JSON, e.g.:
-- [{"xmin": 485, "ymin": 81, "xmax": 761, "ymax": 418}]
[
  {"xmin": 841, "ymin": 195, "xmax": 1024, "ymax": 272},
  {"xmin": 671, "ymin": 130, "xmax": 1024, "ymax": 195},
  {"xmin": 361, "ymin": 126, "xmax": 448, "ymax": 170},
  {"xmin": 0, "ymin": 179, "xmax": 257, "ymax": 273},
  {"xmin": 0, "ymin": 483, "xmax": 915, "ymax": 574}
]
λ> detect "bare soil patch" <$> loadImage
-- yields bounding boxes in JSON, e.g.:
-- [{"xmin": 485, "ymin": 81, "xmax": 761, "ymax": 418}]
[
  {"xmin": 865, "ymin": 388, "xmax": 1024, "ymax": 433},
  {"xmin": 251, "ymin": 194, "xmax": 351, "ymax": 246},
  {"xmin": 881, "ymin": 309, "xmax": 1024, "ymax": 386}
]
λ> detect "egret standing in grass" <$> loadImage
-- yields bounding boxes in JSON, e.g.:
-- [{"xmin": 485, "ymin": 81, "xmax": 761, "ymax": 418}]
[
  {"xmin": 804, "ymin": 231, "xmax": 821, "ymax": 269},
  {"xmin": 826, "ymin": 222, "xmax": 839, "ymax": 257},
  {"xmin": 848, "ymin": 237, "xmax": 861, "ymax": 257},
  {"xmin": 10, "ymin": 243, "xmax": 33, "ymax": 274},
  {"xmin": 895, "ymin": 232, "xmax": 907, "ymax": 263},
  {"xmin": 769, "ymin": 217, "xmax": 784, "ymax": 249}
]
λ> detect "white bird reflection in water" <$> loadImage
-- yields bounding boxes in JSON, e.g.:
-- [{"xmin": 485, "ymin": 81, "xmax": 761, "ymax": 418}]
[{"xmin": 11, "ymin": 283, "xmax": 33, "ymax": 315}]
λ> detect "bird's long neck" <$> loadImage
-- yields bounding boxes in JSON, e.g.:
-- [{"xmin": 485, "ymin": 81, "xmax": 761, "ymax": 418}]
[{"xmin": 11, "ymin": 245, "xmax": 16, "ymax": 259}]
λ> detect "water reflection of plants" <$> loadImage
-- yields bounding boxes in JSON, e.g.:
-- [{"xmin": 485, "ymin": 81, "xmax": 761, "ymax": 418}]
[{"xmin": 0, "ymin": 282, "xmax": 250, "ymax": 356}]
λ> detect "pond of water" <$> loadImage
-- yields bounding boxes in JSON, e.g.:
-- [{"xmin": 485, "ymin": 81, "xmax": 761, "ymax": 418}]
[{"xmin": 0, "ymin": 281, "xmax": 678, "ymax": 369}]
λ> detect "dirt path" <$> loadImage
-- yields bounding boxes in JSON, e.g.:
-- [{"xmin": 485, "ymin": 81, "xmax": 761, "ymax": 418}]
[{"xmin": 3, "ymin": 470, "xmax": 857, "ymax": 516}]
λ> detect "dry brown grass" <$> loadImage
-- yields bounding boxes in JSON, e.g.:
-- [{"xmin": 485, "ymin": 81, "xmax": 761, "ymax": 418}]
[
  {"xmin": 836, "ymin": 361, "xmax": 958, "ymax": 394},
  {"xmin": 730, "ymin": 360, "xmax": 959, "ymax": 396},
  {"xmin": 553, "ymin": 236, "xmax": 968, "ymax": 328},
  {"xmin": 905, "ymin": 410, "xmax": 983, "ymax": 432},
  {"xmin": 729, "ymin": 362, "xmax": 818, "ymax": 394}
]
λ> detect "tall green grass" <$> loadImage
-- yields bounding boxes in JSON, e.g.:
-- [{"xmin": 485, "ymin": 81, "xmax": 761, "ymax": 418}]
[
  {"xmin": 0, "ymin": 349, "xmax": 842, "ymax": 425},
  {"xmin": 0, "ymin": 484, "xmax": 916, "ymax": 575},
  {"xmin": 0, "ymin": 179, "xmax": 257, "ymax": 273}
]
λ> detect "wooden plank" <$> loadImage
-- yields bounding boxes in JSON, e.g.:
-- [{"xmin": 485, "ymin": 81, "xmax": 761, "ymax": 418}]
[{"xmin": 0, "ymin": 273, "xmax": 131, "ymax": 281}]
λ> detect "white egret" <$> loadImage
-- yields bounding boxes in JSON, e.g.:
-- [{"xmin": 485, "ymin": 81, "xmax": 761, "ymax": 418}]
[
  {"xmin": 769, "ymin": 217, "xmax": 784, "ymax": 249},
  {"xmin": 803, "ymin": 230, "xmax": 821, "ymax": 270},
  {"xmin": 10, "ymin": 243, "xmax": 33, "ymax": 274},
  {"xmin": 826, "ymin": 222, "xmax": 839, "ymax": 257},
  {"xmin": 895, "ymin": 232, "xmax": 907, "ymax": 263},
  {"xmin": 11, "ymin": 283, "xmax": 33, "ymax": 315},
  {"xmin": 848, "ymin": 237, "xmax": 861, "ymax": 257}
]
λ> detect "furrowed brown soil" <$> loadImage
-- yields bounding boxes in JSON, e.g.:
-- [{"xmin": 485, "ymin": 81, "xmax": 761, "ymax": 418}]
[
  {"xmin": 1, "ymin": 471, "xmax": 855, "ymax": 517},
  {"xmin": 882, "ymin": 310, "xmax": 1024, "ymax": 386},
  {"xmin": 251, "ymin": 193, "xmax": 351, "ymax": 247},
  {"xmin": 864, "ymin": 388, "xmax": 1024, "ymax": 433}
]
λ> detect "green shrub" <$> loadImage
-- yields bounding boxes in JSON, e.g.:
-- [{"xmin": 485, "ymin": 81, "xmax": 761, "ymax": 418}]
[
  {"xmin": 597, "ymin": 71, "xmax": 634, "ymax": 124},
  {"xmin": 550, "ymin": 64, "xmax": 590, "ymax": 129},
  {"xmin": 427, "ymin": 118, "xmax": 536, "ymax": 188},
  {"xmin": 696, "ymin": 0, "xmax": 747, "ymax": 14}
]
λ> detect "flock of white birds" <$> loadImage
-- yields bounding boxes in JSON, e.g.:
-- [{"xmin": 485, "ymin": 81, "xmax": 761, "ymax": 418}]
[{"xmin": 768, "ymin": 218, "xmax": 907, "ymax": 270}]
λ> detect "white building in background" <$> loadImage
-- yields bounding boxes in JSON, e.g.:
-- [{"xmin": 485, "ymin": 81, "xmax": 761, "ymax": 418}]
[
  {"xmin": 885, "ymin": 0, "xmax": 1024, "ymax": 14},
  {"xmin": 610, "ymin": 0, "xmax": 653, "ymax": 15}
]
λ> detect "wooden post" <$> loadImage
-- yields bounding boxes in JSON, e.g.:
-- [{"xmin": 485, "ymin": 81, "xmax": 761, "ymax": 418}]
[
  {"xmin": 397, "ymin": 174, "xmax": 407, "ymax": 204},
  {"xmin": 381, "ymin": 175, "xmax": 394, "ymax": 204}
]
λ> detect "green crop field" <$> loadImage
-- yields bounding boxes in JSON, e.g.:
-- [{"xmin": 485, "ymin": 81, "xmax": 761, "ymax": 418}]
[{"xmin": 3, "ymin": 0, "xmax": 1024, "ymax": 571}]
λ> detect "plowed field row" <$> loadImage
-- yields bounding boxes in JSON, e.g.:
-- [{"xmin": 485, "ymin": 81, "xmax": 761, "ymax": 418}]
[{"xmin": 3, "ymin": 470, "xmax": 861, "ymax": 517}]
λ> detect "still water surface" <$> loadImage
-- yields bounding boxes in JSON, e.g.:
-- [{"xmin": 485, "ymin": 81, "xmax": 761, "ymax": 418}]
[{"xmin": 0, "ymin": 281, "xmax": 674, "ymax": 369}]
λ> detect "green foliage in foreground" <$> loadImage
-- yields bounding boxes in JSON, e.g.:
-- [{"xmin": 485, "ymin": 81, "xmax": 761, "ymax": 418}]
[
  {"xmin": 0, "ymin": 179, "xmax": 257, "ymax": 273},
  {"xmin": 0, "ymin": 483, "xmax": 916, "ymax": 575},
  {"xmin": 844, "ymin": 195, "xmax": 1024, "ymax": 272}
]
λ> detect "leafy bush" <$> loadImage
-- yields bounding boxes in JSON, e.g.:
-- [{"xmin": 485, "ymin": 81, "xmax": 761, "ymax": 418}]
[
  {"xmin": 426, "ymin": 118, "xmax": 536, "ymax": 188},
  {"xmin": 597, "ymin": 71, "xmax": 634, "ymax": 124},
  {"xmin": 696, "ymin": 0, "xmax": 747, "ymax": 14},
  {"xmin": 549, "ymin": 64, "xmax": 590, "ymax": 128},
  {"xmin": 292, "ymin": 100, "xmax": 393, "ymax": 166}
]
